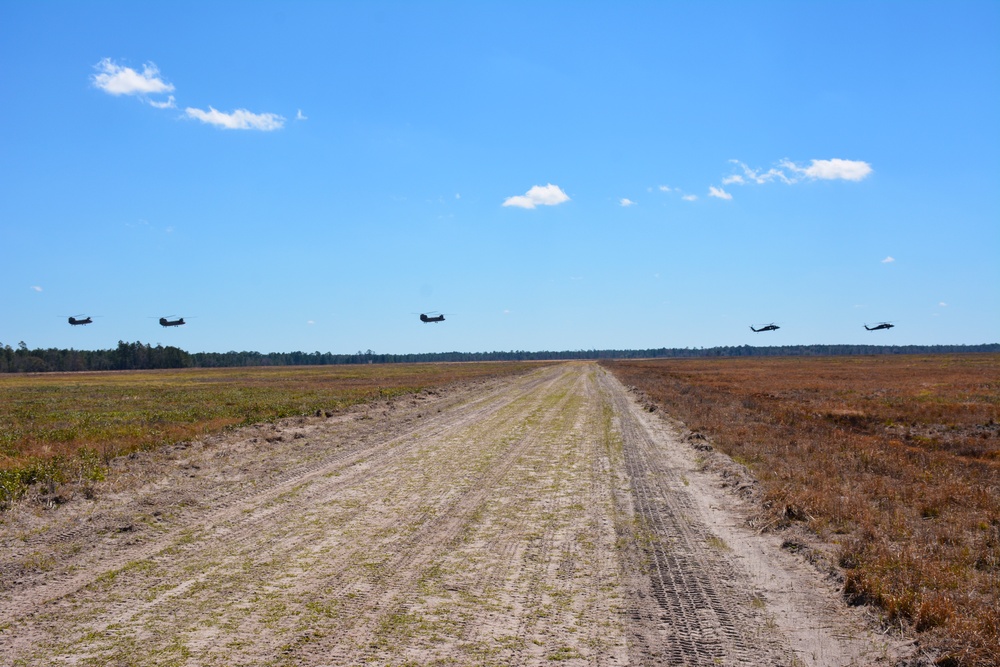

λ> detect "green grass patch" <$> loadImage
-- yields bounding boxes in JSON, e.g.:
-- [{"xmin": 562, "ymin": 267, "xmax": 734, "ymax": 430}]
[{"xmin": 0, "ymin": 362, "xmax": 539, "ymax": 508}]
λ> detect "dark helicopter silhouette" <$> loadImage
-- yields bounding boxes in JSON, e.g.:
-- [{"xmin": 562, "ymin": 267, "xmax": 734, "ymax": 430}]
[
  {"xmin": 864, "ymin": 322, "xmax": 895, "ymax": 331},
  {"xmin": 159, "ymin": 317, "xmax": 187, "ymax": 327},
  {"xmin": 67, "ymin": 315, "xmax": 93, "ymax": 326},
  {"xmin": 750, "ymin": 323, "xmax": 780, "ymax": 332},
  {"xmin": 419, "ymin": 312, "xmax": 446, "ymax": 323}
]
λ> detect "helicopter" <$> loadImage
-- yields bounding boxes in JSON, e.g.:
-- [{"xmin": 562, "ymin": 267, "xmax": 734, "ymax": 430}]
[
  {"xmin": 864, "ymin": 322, "xmax": 895, "ymax": 331},
  {"xmin": 159, "ymin": 316, "xmax": 187, "ymax": 327},
  {"xmin": 66, "ymin": 315, "xmax": 94, "ymax": 326},
  {"xmin": 419, "ymin": 312, "xmax": 446, "ymax": 323},
  {"xmin": 750, "ymin": 323, "xmax": 780, "ymax": 332}
]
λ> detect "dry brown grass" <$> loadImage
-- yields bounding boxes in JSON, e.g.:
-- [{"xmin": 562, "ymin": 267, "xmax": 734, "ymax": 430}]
[{"xmin": 601, "ymin": 354, "xmax": 1000, "ymax": 666}]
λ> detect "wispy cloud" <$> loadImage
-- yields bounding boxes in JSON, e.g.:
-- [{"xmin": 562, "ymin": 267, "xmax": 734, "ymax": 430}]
[
  {"xmin": 620, "ymin": 198, "xmax": 637, "ymax": 207},
  {"xmin": 655, "ymin": 184, "xmax": 698, "ymax": 201},
  {"xmin": 724, "ymin": 158, "xmax": 873, "ymax": 187},
  {"xmin": 92, "ymin": 58, "xmax": 174, "ymax": 97},
  {"xmin": 296, "ymin": 109, "xmax": 307, "ymax": 121},
  {"xmin": 708, "ymin": 186, "xmax": 732, "ymax": 200},
  {"xmin": 148, "ymin": 95, "xmax": 176, "ymax": 109},
  {"xmin": 502, "ymin": 183, "xmax": 570, "ymax": 209},
  {"xmin": 185, "ymin": 106, "xmax": 285, "ymax": 131},
  {"xmin": 938, "ymin": 302, "xmax": 948, "ymax": 307},
  {"xmin": 31, "ymin": 285, "xmax": 43, "ymax": 292},
  {"xmin": 726, "ymin": 160, "xmax": 793, "ymax": 185},
  {"xmin": 882, "ymin": 256, "xmax": 895, "ymax": 263}
]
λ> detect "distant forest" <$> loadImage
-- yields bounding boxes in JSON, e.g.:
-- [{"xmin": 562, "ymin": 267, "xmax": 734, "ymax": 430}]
[{"xmin": 1, "ymin": 340, "xmax": 998, "ymax": 373}]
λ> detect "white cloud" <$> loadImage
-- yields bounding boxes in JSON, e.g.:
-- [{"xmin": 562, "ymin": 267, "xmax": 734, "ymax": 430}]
[
  {"xmin": 658, "ymin": 185, "xmax": 672, "ymax": 192},
  {"xmin": 31, "ymin": 285, "xmax": 43, "ymax": 292},
  {"xmin": 620, "ymin": 198, "xmax": 636, "ymax": 207},
  {"xmin": 296, "ymin": 109, "xmax": 308, "ymax": 121},
  {"xmin": 681, "ymin": 194, "xmax": 698, "ymax": 201},
  {"xmin": 708, "ymin": 186, "xmax": 732, "ymax": 200},
  {"xmin": 148, "ymin": 95, "xmax": 176, "ymax": 109},
  {"xmin": 185, "ymin": 106, "xmax": 285, "ymax": 131},
  {"xmin": 795, "ymin": 158, "xmax": 873, "ymax": 181},
  {"xmin": 307, "ymin": 320, "xmax": 316, "ymax": 325},
  {"xmin": 502, "ymin": 183, "xmax": 570, "ymax": 209},
  {"xmin": 721, "ymin": 174, "xmax": 745, "ymax": 185},
  {"xmin": 881, "ymin": 256, "xmax": 895, "ymax": 263},
  {"xmin": 939, "ymin": 302, "xmax": 948, "ymax": 307},
  {"xmin": 92, "ymin": 58, "xmax": 174, "ymax": 96}
]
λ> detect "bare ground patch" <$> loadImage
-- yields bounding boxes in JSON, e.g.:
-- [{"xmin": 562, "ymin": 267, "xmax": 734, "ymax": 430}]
[{"xmin": 1, "ymin": 363, "xmax": 906, "ymax": 665}]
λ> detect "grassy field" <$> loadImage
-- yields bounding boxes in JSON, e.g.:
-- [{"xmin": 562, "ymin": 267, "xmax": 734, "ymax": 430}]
[
  {"xmin": 0, "ymin": 362, "xmax": 540, "ymax": 508},
  {"xmin": 601, "ymin": 354, "xmax": 1000, "ymax": 666}
]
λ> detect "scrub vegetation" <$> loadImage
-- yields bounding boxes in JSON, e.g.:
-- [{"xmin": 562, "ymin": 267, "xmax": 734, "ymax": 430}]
[
  {"xmin": 601, "ymin": 354, "xmax": 1000, "ymax": 666},
  {"xmin": 0, "ymin": 362, "xmax": 539, "ymax": 508}
]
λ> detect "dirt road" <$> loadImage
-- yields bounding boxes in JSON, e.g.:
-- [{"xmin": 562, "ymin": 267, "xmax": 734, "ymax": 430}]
[{"xmin": 1, "ymin": 363, "xmax": 897, "ymax": 666}]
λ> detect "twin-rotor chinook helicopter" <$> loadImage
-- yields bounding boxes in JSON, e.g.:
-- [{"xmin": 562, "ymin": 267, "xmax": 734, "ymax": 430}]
[
  {"xmin": 63, "ymin": 315, "xmax": 188, "ymax": 327},
  {"xmin": 67, "ymin": 312, "xmax": 449, "ymax": 328}
]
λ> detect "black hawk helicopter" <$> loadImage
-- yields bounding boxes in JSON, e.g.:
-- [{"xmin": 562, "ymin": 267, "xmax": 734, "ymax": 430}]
[
  {"xmin": 159, "ymin": 316, "xmax": 187, "ymax": 327},
  {"xmin": 864, "ymin": 322, "xmax": 895, "ymax": 331},
  {"xmin": 419, "ymin": 312, "xmax": 446, "ymax": 323},
  {"xmin": 750, "ymin": 323, "xmax": 780, "ymax": 332},
  {"xmin": 67, "ymin": 315, "xmax": 94, "ymax": 326}
]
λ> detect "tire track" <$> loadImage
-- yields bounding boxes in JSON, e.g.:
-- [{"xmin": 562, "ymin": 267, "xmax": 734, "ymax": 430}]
[{"xmin": 598, "ymin": 368, "xmax": 794, "ymax": 666}]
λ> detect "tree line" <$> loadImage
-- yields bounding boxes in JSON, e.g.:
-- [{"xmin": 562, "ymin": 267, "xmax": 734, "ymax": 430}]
[{"xmin": 1, "ymin": 340, "xmax": 998, "ymax": 373}]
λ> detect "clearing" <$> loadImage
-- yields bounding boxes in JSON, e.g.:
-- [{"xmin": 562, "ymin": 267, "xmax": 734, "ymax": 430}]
[{"xmin": 0, "ymin": 362, "xmax": 909, "ymax": 665}]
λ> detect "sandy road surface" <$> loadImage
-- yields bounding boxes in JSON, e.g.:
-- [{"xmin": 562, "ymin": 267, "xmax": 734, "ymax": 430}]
[{"xmin": 1, "ymin": 363, "xmax": 896, "ymax": 666}]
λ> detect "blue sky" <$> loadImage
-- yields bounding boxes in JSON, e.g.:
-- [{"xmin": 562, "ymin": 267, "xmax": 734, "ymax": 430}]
[{"xmin": 2, "ymin": 1, "xmax": 998, "ymax": 355}]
